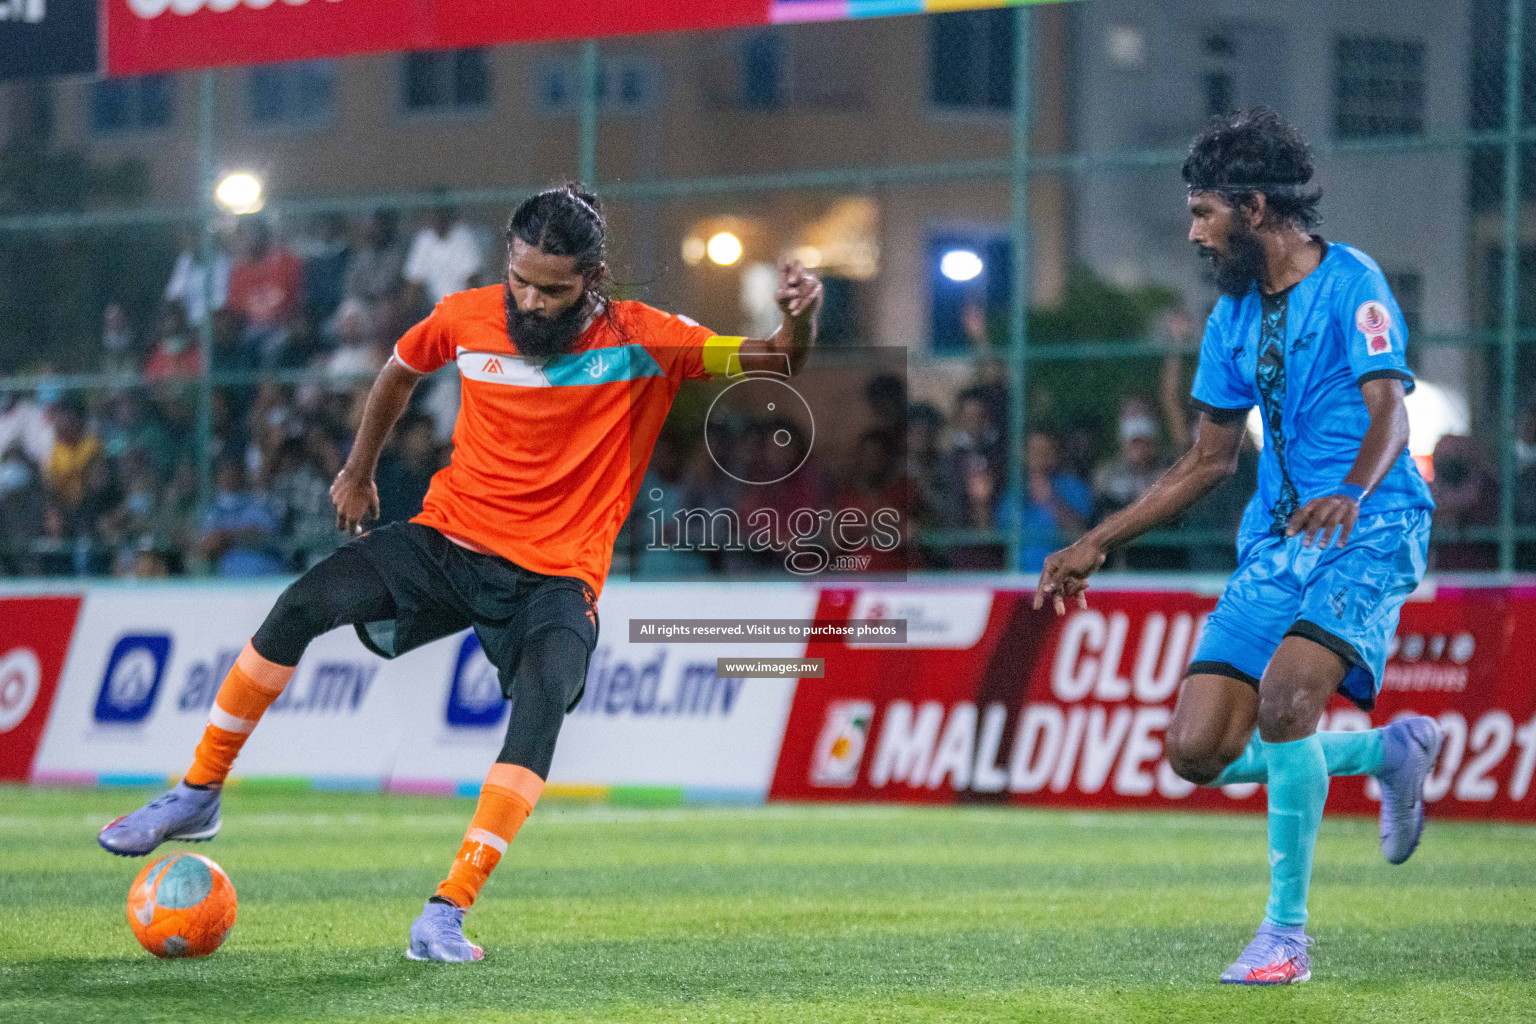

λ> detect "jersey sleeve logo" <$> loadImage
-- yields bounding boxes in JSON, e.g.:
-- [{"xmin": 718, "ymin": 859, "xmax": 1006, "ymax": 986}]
[
  {"xmin": 1355, "ymin": 300, "xmax": 1392, "ymax": 355},
  {"xmin": 482, "ymin": 356, "xmax": 503, "ymax": 375}
]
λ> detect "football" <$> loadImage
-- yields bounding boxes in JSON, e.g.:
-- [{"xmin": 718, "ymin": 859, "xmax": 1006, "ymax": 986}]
[{"xmin": 126, "ymin": 853, "xmax": 238, "ymax": 959}]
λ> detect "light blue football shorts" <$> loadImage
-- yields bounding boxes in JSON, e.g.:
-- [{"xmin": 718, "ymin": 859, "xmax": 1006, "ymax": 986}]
[{"xmin": 1187, "ymin": 506, "xmax": 1431, "ymax": 710}]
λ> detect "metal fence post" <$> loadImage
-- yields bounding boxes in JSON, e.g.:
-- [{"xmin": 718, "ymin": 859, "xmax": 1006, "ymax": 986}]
[
  {"xmin": 1007, "ymin": 4, "xmax": 1034, "ymax": 574},
  {"xmin": 1500, "ymin": 0, "xmax": 1524, "ymax": 573},
  {"xmin": 578, "ymin": 41, "xmax": 600, "ymax": 185},
  {"xmin": 195, "ymin": 70, "xmax": 218, "ymax": 566}
]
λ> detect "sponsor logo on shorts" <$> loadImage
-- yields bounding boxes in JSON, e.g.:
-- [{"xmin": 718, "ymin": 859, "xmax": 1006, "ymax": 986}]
[
  {"xmin": 1355, "ymin": 300, "xmax": 1392, "ymax": 355},
  {"xmin": 126, "ymin": 0, "xmax": 342, "ymax": 19},
  {"xmin": 445, "ymin": 633, "xmax": 508, "ymax": 728},
  {"xmin": 0, "ymin": 647, "xmax": 42, "ymax": 734},
  {"xmin": 95, "ymin": 634, "xmax": 172, "ymax": 724}
]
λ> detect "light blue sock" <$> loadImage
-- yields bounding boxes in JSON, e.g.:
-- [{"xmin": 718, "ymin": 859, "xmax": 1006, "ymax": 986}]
[
  {"xmin": 1261, "ymin": 734, "xmax": 1328, "ymax": 928},
  {"xmin": 1318, "ymin": 728, "xmax": 1385, "ymax": 777},
  {"xmin": 1210, "ymin": 731, "xmax": 1267, "ymax": 785},
  {"xmin": 1211, "ymin": 728, "xmax": 1388, "ymax": 786}
]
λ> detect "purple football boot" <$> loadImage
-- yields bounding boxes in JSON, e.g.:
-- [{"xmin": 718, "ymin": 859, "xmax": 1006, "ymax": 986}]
[
  {"xmin": 98, "ymin": 781, "xmax": 221, "ymax": 857},
  {"xmin": 1376, "ymin": 715, "xmax": 1443, "ymax": 865},
  {"xmin": 1220, "ymin": 923, "xmax": 1314, "ymax": 985}
]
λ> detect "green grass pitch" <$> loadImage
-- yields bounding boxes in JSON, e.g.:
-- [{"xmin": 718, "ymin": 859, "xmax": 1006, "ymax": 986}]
[{"xmin": 1, "ymin": 786, "xmax": 1533, "ymax": 1023}]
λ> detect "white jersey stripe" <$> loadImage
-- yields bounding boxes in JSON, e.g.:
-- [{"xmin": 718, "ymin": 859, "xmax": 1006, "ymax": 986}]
[{"xmin": 456, "ymin": 349, "xmax": 551, "ymax": 387}]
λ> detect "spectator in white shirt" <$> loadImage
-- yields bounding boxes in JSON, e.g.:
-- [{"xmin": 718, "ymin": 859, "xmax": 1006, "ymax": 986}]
[
  {"xmin": 323, "ymin": 299, "xmax": 385, "ymax": 381},
  {"xmin": 0, "ymin": 392, "xmax": 55, "ymax": 468},
  {"xmin": 402, "ymin": 201, "xmax": 486, "ymax": 310},
  {"xmin": 164, "ymin": 229, "xmax": 231, "ymax": 328}
]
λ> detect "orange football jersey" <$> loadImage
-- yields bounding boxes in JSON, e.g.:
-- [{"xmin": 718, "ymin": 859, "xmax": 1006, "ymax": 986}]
[{"xmin": 393, "ymin": 286, "xmax": 738, "ymax": 596}]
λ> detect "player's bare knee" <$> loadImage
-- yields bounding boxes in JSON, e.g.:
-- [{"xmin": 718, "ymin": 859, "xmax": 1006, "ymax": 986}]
[
  {"xmin": 1165, "ymin": 729, "xmax": 1227, "ymax": 785},
  {"xmin": 1256, "ymin": 684, "xmax": 1323, "ymax": 744}
]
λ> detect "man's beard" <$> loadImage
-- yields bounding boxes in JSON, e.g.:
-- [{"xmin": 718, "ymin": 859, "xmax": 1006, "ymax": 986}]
[
  {"xmin": 503, "ymin": 282, "xmax": 593, "ymax": 358},
  {"xmin": 1199, "ymin": 219, "xmax": 1267, "ymax": 298}
]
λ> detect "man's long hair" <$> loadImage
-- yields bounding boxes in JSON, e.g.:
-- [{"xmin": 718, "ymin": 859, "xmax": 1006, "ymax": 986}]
[
  {"xmin": 1182, "ymin": 107, "xmax": 1323, "ymax": 230},
  {"xmin": 503, "ymin": 183, "xmax": 622, "ymax": 354}
]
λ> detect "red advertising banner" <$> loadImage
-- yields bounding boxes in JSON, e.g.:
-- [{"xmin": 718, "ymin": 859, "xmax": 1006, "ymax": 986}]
[
  {"xmin": 770, "ymin": 585, "xmax": 1536, "ymax": 822},
  {"xmin": 105, "ymin": 0, "xmax": 772, "ymax": 76},
  {"xmin": 105, "ymin": 0, "xmax": 1062, "ymax": 76},
  {"xmin": 0, "ymin": 596, "xmax": 83, "ymax": 781}
]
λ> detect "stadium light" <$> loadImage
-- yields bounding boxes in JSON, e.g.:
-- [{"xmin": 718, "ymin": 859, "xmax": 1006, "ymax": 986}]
[
  {"xmin": 215, "ymin": 172, "xmax": 264, "ymax": 215},
  {"xmin": 707, "ymin": 231, "xmax": 743, "ymax": 267},
  {"xmin": 681, "ymin": 235, "xmax": 707, "ymax": 266},
  {"xmin": 940, "ymin": 248, "xmax": 983, "ymax": 282},
  {"xmin": 1404, "ymin": 379, "xmax": 1469, "ymax": 459}
]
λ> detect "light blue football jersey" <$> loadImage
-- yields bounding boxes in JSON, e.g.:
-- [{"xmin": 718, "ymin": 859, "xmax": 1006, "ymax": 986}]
[{"xmin": 1191, "ymin": 239, "xmax": 1434, "ymax": 545}]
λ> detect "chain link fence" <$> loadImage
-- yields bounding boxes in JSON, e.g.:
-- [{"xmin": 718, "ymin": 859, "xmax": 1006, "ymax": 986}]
[{"xmin": 0, "ymin": 0, "xmax": 1530, "ymax": 579}]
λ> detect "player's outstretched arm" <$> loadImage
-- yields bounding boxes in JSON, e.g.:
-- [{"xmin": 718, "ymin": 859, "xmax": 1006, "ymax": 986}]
[
  {"xmin": 330, "ymin": 357, "xmax": 424, "ymax": 536},
  {"xmin": 738, "ymin": 259, "xmax": 822, "ymax": 376},
  {"xmin": 1034, "ymin": 412, "xmax": 1246, "ymax": 614},
  {"xmin": 1285, "ymin": 376, "xmax": 1409, "ymax": 549}
]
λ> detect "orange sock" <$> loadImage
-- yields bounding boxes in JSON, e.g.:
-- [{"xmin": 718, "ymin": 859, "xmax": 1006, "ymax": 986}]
[
  {"xmin": 435, "ymin": 763, "xmax": 545, "ymax": 909},
  {"xmin": 184, "ymin": 642, "xmax": 295, "ymax": 787}
]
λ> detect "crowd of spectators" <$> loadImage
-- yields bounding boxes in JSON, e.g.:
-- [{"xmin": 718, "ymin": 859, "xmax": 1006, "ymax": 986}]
[
  {"xmin": 852, "ymin": 310, "xmax": 1249, "ymax": 572},
  {"xmin": 0, "ymin": 202, "xmax": 489, "ymax": 578},
  {"xmin": 900, "ymin": 344, "xmax": 1260, "ymax": 573},
  {"xmin": 4, "ymin": 213, "xmax": 1534, "ymax": 579},
  {"xmin": 0, "ymin": 380, "xmax": 448, "ymax": 578},
  {"xmin": 625, "ymin": 301, "xmax": 1536, "ymax": 578},
  {"xmin": 626, "ymin": 335, "xmax": 1258, "ymax": 578},
  {"xmin": 153, "ymin": 202, "xmax": 492, "ymax": 378}
]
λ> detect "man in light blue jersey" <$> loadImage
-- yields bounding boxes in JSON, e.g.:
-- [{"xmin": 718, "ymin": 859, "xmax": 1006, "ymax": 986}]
[{"xmin": 1033, "ymin": 108, "xmax": 1443, "ymax": 985}]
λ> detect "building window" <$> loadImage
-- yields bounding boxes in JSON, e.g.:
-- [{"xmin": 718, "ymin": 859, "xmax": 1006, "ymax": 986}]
[
  {"xmin": 929, "ymin": 234, "xmax": 1012, "ymax": 353},
  {"xmin": 91, "ymin": 75, "xmax": 174, "ymax": 135},
  {"xmin": 535, "ymin": 54, "xmax": 658, "ymax": 115},
  {"xmin": 1335, "ymin": 37, "xmax": 1425, "ymax": 138},
  {"xmin": 403, "ymin": 49, "xmax": 490, "ymax": 112},
  {"xmin": 539, "ymin": 63, "xmax": 569, "ymax": 109},
  {"xmin": 739, "ymin": 31, "xmax": 784, "ymax": 109},
  {"xmin": 730, "ymin": 26, "xmax": 863, "ymax": 110},
  {"xmin": 1202, "ymin": 71, "xmax": 1235, "ymax": 117},
  {"xmin": 1200, "ymin": 32, "xmax": 1236, "ymax": 116},
  {"xmin": 248, "ymin": 60, "xmax": 336, "ymax": 126},
  {"xmin": 930, "ymin": 9, "xmax": 1014, "ymax": 111},
  {"xmin": 1194, "ymin": 24, "xmax": 1289, "ymax": 120},
  {"xmin": 615, "ymin": 62, "xmax": 647, "ymax": 106}
]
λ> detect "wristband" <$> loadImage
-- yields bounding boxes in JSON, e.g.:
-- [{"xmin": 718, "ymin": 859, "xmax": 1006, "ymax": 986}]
[{"xmin": 1335, "ymin": 483, "xmax": 1368, "ymax": 505}]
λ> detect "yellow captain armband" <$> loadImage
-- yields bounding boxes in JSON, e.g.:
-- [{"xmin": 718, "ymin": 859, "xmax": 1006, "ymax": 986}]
[{"xmin": 702, "ymin": 335, "xmax": 746, "ymax": 376}]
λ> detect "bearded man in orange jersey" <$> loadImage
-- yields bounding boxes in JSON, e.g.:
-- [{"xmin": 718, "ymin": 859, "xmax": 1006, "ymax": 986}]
[{"xmin": 99, "ymin": 185, "xmax": 823, "ymax": 961}]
